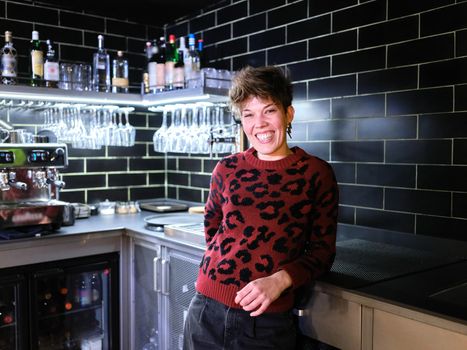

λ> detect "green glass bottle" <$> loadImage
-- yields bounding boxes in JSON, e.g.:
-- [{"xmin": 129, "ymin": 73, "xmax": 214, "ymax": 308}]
[{"xmin": 30, "ymin": 31, "xmax": 44, "ymax": 87}]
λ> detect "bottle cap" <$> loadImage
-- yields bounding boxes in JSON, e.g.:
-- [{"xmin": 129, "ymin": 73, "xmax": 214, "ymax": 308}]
[
  {"xmin": 4, "ymin": 31, "xmax": 12, "ymax": 41},
  {"xmin": 32, "ymin": 31, "xmax": 39, "ymax": 40},
  {"xmin": 117, "ymin": 50, "xmax": 123, "ymax": 56},
  {"xmin": 169, "ymin": 34, "xmax": 176, "ymax": 43}
]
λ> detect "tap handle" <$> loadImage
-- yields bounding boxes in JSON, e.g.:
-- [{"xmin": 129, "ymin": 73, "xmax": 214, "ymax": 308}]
[
  {"xmin": 53, "ymin": 180, "xmax": 65, "ymax": 189},
  {"xmin": 10, "ymin": 181, "xmax": 28, "ymax": 191}
]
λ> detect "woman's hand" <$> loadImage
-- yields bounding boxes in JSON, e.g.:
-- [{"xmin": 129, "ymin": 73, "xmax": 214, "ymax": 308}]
[{"xmin": 234, "ymin": 270, "xmax": 292, "ymax": 316}]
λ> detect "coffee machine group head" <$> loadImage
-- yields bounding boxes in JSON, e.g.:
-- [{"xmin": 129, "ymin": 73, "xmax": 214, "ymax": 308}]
[{"xmin": 0, "ymin": 143, "xmax": 68, "ymax": 232}]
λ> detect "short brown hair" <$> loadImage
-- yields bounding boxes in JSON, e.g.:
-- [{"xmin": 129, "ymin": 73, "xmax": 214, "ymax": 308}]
[{"xmin": 229, "ymin": 66, "xmax": 293, "ymax": 117}]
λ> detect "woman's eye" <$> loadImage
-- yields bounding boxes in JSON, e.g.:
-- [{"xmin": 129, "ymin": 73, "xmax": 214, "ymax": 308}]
[
  {"xmin": 265, "ymin": 109, "xmax": 276, "ymax": 114},
  {"xmin": 242, "ymin": 114, "xmax": 252, "ymax": 118}
]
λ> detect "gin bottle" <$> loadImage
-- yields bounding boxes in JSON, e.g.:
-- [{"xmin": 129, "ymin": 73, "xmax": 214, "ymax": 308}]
[
  {"xmin": 1, "ymin": 31, "xmax": 17, "ymax": 85},
  {"xmin": 93, "ymin": 35, "xmax": 110, "ymax": 92},
  {"xmin": 112, "ymin": 50, "xmax": 129, "ymax": 93}
]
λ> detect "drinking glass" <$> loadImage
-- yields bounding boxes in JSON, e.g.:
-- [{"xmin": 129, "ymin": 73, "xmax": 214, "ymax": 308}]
[
  {"xmin": 72, "ymin": 64, "xmax": 84, "ymax": 91},
  {"xmin": 152, "ymin": 106, "xmax": 169, "ymax": 153},
  {"xmin": 119, "ymin": 107, "xmax": 135, "ymax": 147},
  {"xmin": 217, "ymin": 69, "xmax": 231, "ymax": 89},
  {"xmin": 201, "ymin": 68, "xmax": 217, "ymax": 88},
  {"xmin": 59, "ymin": 63, "xmax": 73, "ymax": 90}
]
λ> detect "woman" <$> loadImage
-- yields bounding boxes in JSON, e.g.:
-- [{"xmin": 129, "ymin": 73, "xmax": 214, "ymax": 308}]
[{"xmin": 183, "ymin": 66, "xmax": 338, "ymax": 350}]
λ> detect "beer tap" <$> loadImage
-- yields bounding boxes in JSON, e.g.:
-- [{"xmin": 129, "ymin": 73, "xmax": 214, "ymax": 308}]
[
  {"xmin": 0, "ymin": 171, "xmax": 10, "ymax": 191},
  {"xmin": 46, "ymin": 168, "xmax": 65, "ymax": 189},
  {"xmin": 8, "ymin": 171, "xmax": 28, "ymax": 191}
]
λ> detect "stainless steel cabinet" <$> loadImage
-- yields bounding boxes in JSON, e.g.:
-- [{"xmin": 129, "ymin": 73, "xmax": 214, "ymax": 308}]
[{"xmin": 130, "ymin": 237, "xmax": 202, "ymax": 350}]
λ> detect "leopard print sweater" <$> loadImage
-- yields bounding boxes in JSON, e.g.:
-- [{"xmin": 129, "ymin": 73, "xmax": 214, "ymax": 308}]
[{"xmin": 196, "ymin": 146, "xmax": 338, "ymax": 313}]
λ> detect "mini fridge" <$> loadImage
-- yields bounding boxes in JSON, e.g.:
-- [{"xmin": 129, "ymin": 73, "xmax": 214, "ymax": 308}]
[{"xmin": 0, "ymin": 253, "xmax": 119, "ymax": 350}]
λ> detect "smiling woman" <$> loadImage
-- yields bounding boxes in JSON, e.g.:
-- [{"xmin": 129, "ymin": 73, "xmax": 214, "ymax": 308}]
[{"xmin": 182, "ymin": 66, "xmax": 340, "ymax": 350}]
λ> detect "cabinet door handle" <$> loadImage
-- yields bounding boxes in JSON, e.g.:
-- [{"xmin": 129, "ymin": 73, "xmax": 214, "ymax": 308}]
[
  {"xmin": 153, "ymin": 257, "xmax": 161, "ymax": 292},
  {"xmin": 293, "ymin": 308, "xmax": 308, "ymax": 317},
  {"xmin": 161, "ymin": 259, "xmax": 169, "ymax": 295}
]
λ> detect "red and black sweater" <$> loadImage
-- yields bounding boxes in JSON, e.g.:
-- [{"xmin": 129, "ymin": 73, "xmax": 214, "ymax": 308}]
[{"xmin": 196, "ymin": 146, "xmax": 339, "ymax": 313}]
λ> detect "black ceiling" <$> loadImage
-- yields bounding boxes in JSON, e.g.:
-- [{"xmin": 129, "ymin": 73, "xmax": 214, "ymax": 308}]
[{"xmin": 37, "ymin": 0, "xmax": 223, "ymax": 26}]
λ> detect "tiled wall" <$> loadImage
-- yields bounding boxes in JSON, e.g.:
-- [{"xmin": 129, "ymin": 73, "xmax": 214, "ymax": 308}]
[
  {"xmin": 167, "ymin": 0, "xmax": 467, "ymax": 241},
  {"xmin": 0, "ymin": 0, "xmax": 171, "ymax": 204},
  {"xmin": 3, "ymin": 0, "xmax": 467, "ymax": 241}
]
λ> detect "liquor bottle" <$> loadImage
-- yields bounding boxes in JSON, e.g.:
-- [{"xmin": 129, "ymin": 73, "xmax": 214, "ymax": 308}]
[
  {"xmin": 154, "ymin": 37, "xmax": 166, "ymax": 92},
  {"xmin": 165, "ymin": 34, "xmax": 177, "ymax": 90},
  {"xmin": 186, "ymin": 34, "xmax": 200, "ymax": 87},
  {"xmin": 142, "ymin": 41, "xmax": 152, "ymax": 94},
  {"xmin": 142, "ymin": 328, "xmax": 159, "ymax": 350},
  {"xmin": 60, "ymin": 279, "xmax": 73, "ymax": 312},
  {"xmin": 178, "ymin": 36, "xmax": 190, "ymax": 78},
  {"xmin": 79, "ymin": 273, "xmax": 92, "ymax": 307},
  {"xmin": 92, "ymin": 34, "xmax": 110, "ymax": 92},
  {"xmin": 30, "ymin": 30, "xmax": 44, "ymax": 87},
  {"xmin": 1, "ymin": 31, "xmax": 17, "ymax": 85},
  {"xmin": 40, "ymin": 287, "xmax": 55, "ymax": 315},
  {"xmin": 43, "ymin": 39, "xmax": 59, "ymax": 88},
  {"xmin": 112, "ymin": 50, "xmax": 129, "ymax": 93},
  {"xmin": 63, "ymin": 331, "xmax": 79, "ymax": 350},
  {"xmin": 173, "ymin": 50, "xmax": 185, "ymax": 89},
  {"xmin": 90, "ymin": 272, "xmax": 102, "ymax": 305},
  {"xmin": 197, "ymin": 39, "xmax": 205, "ymax": 68},
  {"xmin": 147, "ymin": 39, "xmax": 159, "ymax": 93},
  {"xmin": 0, "ymin": 301, "xmax": 14, "ymax": 326}
]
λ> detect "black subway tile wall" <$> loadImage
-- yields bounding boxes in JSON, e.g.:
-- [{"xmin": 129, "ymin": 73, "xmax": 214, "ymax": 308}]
[
  {"xmin": 164, "ymin": 0, "xmax": 467, "ymax": 240},
  {"xmin": 1, "ymin": 1, "xmax": 166, "ymax": 205},
  {"xmin": 3, "ymin": 0, "xmax": 467, "ymax": 241}
]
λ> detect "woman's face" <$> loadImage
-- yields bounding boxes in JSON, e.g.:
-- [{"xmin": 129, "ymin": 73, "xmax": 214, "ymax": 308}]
[{"xmin": 240, "ymin": 96, "xmax": 294, "ymax": 161}]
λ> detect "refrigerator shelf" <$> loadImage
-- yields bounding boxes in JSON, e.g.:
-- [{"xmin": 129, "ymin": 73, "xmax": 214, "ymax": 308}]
[{"xmin": 38, "ymin": 303, "xmax": 103, "ymax": 321}]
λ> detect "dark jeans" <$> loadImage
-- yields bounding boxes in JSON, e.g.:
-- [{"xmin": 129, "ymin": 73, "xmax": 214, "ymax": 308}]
[{"xmin": 183, "ymin": 292, "xmax": 297, "ymax": 350}]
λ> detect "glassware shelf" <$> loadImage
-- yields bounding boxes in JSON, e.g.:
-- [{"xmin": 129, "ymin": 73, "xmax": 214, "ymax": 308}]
[
  {"xmin": 38, "ymin": 303, "xmax": 103, "ymax": 321},
  {"xmin": 0, "ymin": 84, "xmax": 229, "ymax": 108},
  {"xmin": 0, "ymin": 322, "xmax": 16, "ymax": 330}
]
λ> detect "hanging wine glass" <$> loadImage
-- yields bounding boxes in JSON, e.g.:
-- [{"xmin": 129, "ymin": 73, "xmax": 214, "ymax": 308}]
[
  {"xmin": 151, "ymin": 105, "xmax": 169, "ymax": 152},
  {"xmin": 119, "ymin": 107, "xmax": 135, "ymax": 147}
]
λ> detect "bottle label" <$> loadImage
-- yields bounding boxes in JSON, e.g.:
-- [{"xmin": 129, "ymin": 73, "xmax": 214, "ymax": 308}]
[
  {"xmin": 98, "ymin": 62, "xmax": 106, "ymax": 70},
  {"xmin": 165, "ymin": 61, "xmax": 174, "ymax": 86},
  {"xmin": 156, "ymin": 63, "xmax": 165, "ymax": 90},
  {"xmin": 173, "ymin": 67, "xmax": 184, "ymax": 88},
  {"xmin": 44, "ymin": 61, "xmax": 59, "ymax": 81},
  {"xmin": 1, "ymin": 55, "xmax": 16, "ymax": 77},
  {"xmin": 112, "ymin": 77, "xmax": 129, "ymax": 88},
  {"xmin": 31, "ymin": 50, "xmax": 44, "ymax": 77},
  {"xmin": 148, "ymin": 62, "xmax": 157, "ymax": 89}
]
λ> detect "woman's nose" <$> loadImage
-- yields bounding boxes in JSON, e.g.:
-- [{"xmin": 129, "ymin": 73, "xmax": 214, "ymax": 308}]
[{"xmin": 254, "ymin": 113, "xmax": 268, "ymax": 126}]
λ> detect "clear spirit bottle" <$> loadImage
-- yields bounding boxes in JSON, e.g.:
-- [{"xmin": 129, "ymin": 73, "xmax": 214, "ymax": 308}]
[
  {"xmin": 93, "ymin": 35, "xmax": 110, "ymax": 92},
  {"xmin": 1, "ymin": 31, "xmax": 17, "ymax": 85},
  {"xmin": 112, "ymin": 50, "xmax": 129, "ymax": 93}
]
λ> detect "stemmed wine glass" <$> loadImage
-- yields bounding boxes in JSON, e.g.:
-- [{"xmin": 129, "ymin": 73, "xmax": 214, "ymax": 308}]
[
  {"xmin": 151, "ymin": 105, "xmax": 169, "ymax": 153},
  {"xmin": 119, "ymin": 107, "xmax": 135, "ymax": 147}
]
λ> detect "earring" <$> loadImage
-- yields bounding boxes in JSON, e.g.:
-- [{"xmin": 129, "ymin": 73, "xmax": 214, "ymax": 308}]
[{"xmin": 286, "ymin": 123, "xmax": 292, "ymax": 138}]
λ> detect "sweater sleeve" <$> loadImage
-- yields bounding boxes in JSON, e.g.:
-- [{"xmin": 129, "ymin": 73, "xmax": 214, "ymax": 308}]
[
  {"xmin": 203, "ymin": 161, "xmax": 225, "ymax": 244},
  {"xmin": 281, "ymin": 160, "xmax": 339, "ymax": 289}
]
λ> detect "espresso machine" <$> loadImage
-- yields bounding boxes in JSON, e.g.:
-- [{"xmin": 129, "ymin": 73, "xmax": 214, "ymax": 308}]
[{"xmin": 0, "ymin": 143, "xmax": 68, "ymax": 238}]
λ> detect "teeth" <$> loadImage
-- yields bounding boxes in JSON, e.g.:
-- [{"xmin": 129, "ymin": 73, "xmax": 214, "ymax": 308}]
[{"xmin": 256, "ymin": 132, "xmax": 273, "ymax": 142}]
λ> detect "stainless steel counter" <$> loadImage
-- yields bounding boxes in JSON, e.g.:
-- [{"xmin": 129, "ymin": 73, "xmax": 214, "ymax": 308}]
[{"xmin": 1, "ymin": 212, "xmax": 466, "ymax": 326}]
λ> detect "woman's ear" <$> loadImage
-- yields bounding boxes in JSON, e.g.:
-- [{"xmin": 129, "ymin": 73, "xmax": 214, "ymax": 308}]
[{"xmin": 286, "ymin": 105, "xmax": 295, "ymax": 124}]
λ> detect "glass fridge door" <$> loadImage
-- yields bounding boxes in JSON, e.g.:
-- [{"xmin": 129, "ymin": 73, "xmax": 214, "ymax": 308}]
[
  {"xmin": 31, "ymin": 256, "xmax": 118, "ymax": 350},
  {"xmin": 133, "ymin": 242, "xmax": 162, "ymax": 350},
  {"xmin": 164, "ymin": 248, "xmax": 201, "ymax": 350},
  {"xmin": 0, "ymin": 275, "xmax": 25, "ymax": 350}
]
